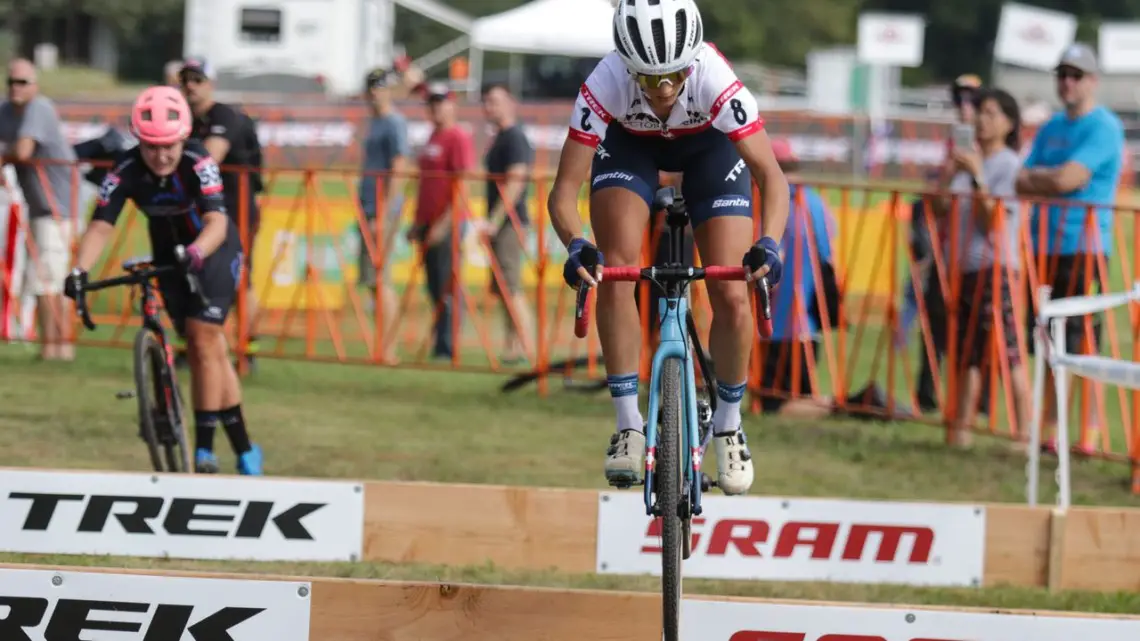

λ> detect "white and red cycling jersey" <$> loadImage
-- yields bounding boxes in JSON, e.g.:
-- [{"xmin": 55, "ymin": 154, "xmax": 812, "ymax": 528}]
[{"xmin": 567, "ymin": 43, "xmax": 764, "ymax": 148}]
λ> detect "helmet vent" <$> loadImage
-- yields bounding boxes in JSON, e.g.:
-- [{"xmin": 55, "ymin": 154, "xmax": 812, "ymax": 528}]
[
  {"xmin": 626, "ymin": 16, "xmax": 651, "ymax": 64},
  {"xmin": 675, "ymin": 11, "xmax": 687, "ymax": 60}
]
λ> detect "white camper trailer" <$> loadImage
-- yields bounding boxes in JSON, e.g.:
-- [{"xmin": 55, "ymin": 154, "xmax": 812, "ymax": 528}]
[{"xmin": 183, "ymin": 0, "xmax": 396, "ymax": 96}]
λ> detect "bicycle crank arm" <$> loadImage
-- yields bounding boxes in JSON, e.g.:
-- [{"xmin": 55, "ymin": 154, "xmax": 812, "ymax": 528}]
[
  {"xmin": 116, "ymin": 391, "xmax": 136, "ymax": 400},
  {"xmin": 700, "ymin": 472, "xmax": 718, "ymax": 492}
]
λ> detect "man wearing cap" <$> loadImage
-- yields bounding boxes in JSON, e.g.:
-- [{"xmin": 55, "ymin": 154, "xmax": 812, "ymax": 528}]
[
  {"xmin": 358, "ymin": 68, "xmax": 409, "ymax": 363},
  {"xmin": 179, "ymin": 56, "xmax": 265, "ymax": 368},
  {"xmin": 411, "ymin": 82, "xmax": 475, "ymax": 360},
  {"xmin": 1017, "ymin": 42, "xmax": 1125, "ymax": 453}
]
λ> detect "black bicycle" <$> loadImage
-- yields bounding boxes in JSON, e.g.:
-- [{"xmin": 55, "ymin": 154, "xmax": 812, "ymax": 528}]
[{"xmin": 72, "ymin": 245, "xmax": 207, "ymax": 474}]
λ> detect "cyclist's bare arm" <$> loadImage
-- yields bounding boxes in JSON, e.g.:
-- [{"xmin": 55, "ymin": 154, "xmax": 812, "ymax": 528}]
[
  {"xmin": 735, "ymin": 129, "xmax": 790, "ymax": 247},
  {"xmin": 192, "ymin": 211, "xmax": 229, "ymax": 256},
  {"xmin": 548, "ymin": 137, "xmax": 595, "ymax": 248},
  {"xmin": 76, "ymin": 171, "xmax": 131, "ymax": 271},
  {"xmin": 74, "ymin": 221, "xmax": 115, "ymax": 272}
]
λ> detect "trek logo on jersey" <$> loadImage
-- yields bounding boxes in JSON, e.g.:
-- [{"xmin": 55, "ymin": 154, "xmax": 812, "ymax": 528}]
[
  {"xmin": 593, "ymin": 171, "xmax": 636, "ymax": 185},
  {"xmin": 725, "ymin": 159, "xmax": 746, "ymax": 182},
  {"xmin": 96, "ymin": 174, "xmax": 121, "ymax": 207},
  {"xmin": 712, "ymin": 197, "xmax": 750, "ymax": 209}
]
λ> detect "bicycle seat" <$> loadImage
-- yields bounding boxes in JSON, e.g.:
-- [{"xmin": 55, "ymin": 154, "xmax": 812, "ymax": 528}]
[{"xmin": 122, "ymin": 255, "xmax": 154, "ymax": 272}]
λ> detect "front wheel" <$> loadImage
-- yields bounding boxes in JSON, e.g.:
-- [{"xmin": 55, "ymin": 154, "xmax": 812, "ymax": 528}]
[
  {"xmin": 658, "ymin": 358, "xmax": 685, "ymax": 641},
  {"xmin": 133, "ymin": 330, "xmax": 191, "ymax": 473}
]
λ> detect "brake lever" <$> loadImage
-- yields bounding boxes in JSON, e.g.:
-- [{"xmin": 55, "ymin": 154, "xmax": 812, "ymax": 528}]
[
  {"xmin": 76, "ymin": 288, "xmax": 97, "ymax": 331},
  {"xmin": 174, "ymin": 245, "xmax": 212, "ymax": 309},
  {"xmin": 573, "ymin": 282, "xmax": 593, "ymax": 339}
]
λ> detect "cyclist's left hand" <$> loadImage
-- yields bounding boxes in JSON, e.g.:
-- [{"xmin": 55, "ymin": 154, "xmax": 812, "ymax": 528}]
[
  {"xmin": 63, "ymin": 268, "xmax": 86, "ymax": 301},
  {"xmin": 743, "ymin": 236, "xmax": 783, "ymax": 286},
  {"xmin": 177, "ymin": 244, "xmax": 205, "ymax": 272}
]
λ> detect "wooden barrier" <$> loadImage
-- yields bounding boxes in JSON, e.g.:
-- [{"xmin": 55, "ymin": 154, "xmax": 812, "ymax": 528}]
[
  {"xmin": 359, "ymin": 480, "xmax": 1140, "ymax": 593},
  {"xmin": 2, "ymin": 562, "xmax": 1138, "ymax": 641},
  {"xmin": 1, "ymin": 466, "xmax": 1138, "ymax": 593}
]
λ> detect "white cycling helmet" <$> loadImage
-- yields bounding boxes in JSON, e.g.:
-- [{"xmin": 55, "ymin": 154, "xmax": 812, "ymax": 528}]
[{"xmin": 613, "ymin": 0, "xmax": 704, "ymax": 76}]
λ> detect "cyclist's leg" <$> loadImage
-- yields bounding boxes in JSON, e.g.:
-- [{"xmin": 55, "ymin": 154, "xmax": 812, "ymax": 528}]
[
  {"xmin": 591, "ymin": 126, "xmax": 657, "ymax": 483},
  {"xmin": 682, "ymin": 133, "xmax": 756, "ymax": 495},
  {"xmin": 182, "ymin": 249, "xmax": 261, "ymax": 475}
]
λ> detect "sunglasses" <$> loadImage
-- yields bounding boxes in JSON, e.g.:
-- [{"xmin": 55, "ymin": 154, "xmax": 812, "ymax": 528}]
[
  {"xmin": 6, "ymin": 77, "xmax": 30, "ymax": 87},
  {"xmin": 636, "ymin": 66, "xmax": 694, "ymax": 89},
  {"xmin": 180, "ymin": 73, "xmax": 209, "ymax": 85},
  {"xmin": 1056, "ymin": 68, "xmax": 1085, "ymax": 81}
]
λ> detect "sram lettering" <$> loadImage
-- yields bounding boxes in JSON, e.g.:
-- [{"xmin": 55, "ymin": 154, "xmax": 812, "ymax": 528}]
[
  {"xmin": 8, "ymin": 492, "xmax": 325, "ymax": 540},
  {"xmin": 734, "ymin": 629, "xmax": 966, "ymax": 634},
  {"xmin": 642, "ymin": 517, "xmax": 935, "ymax": 563},
  {"xmin": 0, "ymin": 596, "xmax": 263, "ymax": 641}
]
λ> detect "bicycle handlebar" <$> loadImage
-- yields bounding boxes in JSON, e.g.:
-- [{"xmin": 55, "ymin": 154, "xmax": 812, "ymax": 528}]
[
  {"xmin": 75, "ymin": 245, "xmax": 211, "ymax": 331},
  {"xmin": 573, "ymin": 265, "xmax": 773, "ymax": 340}
]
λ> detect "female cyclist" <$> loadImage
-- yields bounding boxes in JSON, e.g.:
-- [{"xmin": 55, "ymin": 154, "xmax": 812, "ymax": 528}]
[
  {"xmin": 63, "ymin": 86, "xmax": 263, "ymax": 476},
  {"xmin": 550, "ymin": 0, "xmax": 788, "ymax": 495}
]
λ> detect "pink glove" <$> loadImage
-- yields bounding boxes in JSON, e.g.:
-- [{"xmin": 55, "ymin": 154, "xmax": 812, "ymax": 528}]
[{"xmin": 185, "ymin": 244, "xmax": 205, "ymax": 271}]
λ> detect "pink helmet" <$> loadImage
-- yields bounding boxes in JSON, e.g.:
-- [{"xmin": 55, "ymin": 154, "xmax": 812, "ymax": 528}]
[{"xmin": 130, "ymin": 86, "xmax": 191, "ymax": 145}]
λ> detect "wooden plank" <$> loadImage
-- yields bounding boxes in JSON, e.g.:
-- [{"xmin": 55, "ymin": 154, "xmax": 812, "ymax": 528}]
[
  {"xmin": 982, "ymin": 504, "xmax": 1050, "ymax": 588},
  {"xmin": 362, "ymin": 480, "xmax": 599, "ymax": 573},
  {"xmin": 1047, "ymin": 508, "xmax": 1067, "ymax": 592},
  {"xmin": 1058, "ymin": 507, "xmax": 1140, "ymax": 591}
]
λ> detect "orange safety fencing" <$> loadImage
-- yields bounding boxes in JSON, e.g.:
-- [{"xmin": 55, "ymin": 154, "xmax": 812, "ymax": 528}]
[{"xmin": 3, "ymin": 161, "xmax": 1140, "ymax": 493}]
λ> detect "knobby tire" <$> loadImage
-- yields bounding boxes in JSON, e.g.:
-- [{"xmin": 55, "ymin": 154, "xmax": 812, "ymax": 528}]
[
  {"xmin": 659, "ymin": 358, "xmax": 684, "ymax": 641},
  {"xmin": 133, "ymin": 330, "xmax": 190, "ymax": 473}
]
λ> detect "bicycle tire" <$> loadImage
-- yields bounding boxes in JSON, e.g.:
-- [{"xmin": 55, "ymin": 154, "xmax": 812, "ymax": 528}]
[
  {"xmin": 133, "ymin": 330, "xmax": 166, "ymax": 472},
  {"xmin": 165, "ymin": 381, "xmax": 192, "ymax": 474},
  {"xmin": 658, "ymin": 357, "xmax": 684, "ymax": 641}
]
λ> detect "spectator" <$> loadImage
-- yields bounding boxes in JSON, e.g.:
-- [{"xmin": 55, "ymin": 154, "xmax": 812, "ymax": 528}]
[
  {"xmin": 164, "ymin": 60, "xmax": 182, "ymax": 87},
  {"xmin": 179, "ymin": 57, "xmax": 265, "ymax": 367},
  {"xmin": 906, "ymin": 72, "xmax": 984, "ymax": 412},
  {"xmin": 358, "ymin": 68, "xmax": 409, "ymax": 363},
  {"xmin": 1016, "ymin": 43, "xmax": 1124, "ymax": 454},
  {"xmin": 0, "ymin": 58, "xmax": 78, "ymax": 361},
  {"xmin": 410, "ymin": 82, "xmax": 474, "ymax": 360},
  {"xmin": 759, "ymin": 138, "xmax": 838, "ymax": 418},
  {"xmin": 932, "ymin": 88, "xmax": 1030, "ymax": 448},
  {"xmin": 480, "ymin": 84, "xmax": 534, "ymax": 364}
]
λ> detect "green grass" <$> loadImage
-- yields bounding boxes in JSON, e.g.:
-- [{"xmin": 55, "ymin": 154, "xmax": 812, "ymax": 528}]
[{"xmin": 1, "ymin": 345, "xmax": 1139, "ymax": 613}]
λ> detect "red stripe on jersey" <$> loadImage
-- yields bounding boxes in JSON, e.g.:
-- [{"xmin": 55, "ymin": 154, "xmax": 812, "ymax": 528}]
[
  {"xmin": 568, "ymin": 127, "xmax": 601, "ymax": 148},
  {"xmin": 710, "ymin": 80, "xmax": 744, "ymax": 119},
  {"xmin": 580, "ymin": 84, "xmax": 613, "ymax": 123},
  {"xmin": 726, "ymin": 120, "xmax": 764, "ymax": 142}
]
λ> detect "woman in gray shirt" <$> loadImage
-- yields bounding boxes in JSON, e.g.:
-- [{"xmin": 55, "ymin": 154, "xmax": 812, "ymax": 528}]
[{"xmin": 933, "ymin": 88, "xmax": 1030, "ymax": 449}]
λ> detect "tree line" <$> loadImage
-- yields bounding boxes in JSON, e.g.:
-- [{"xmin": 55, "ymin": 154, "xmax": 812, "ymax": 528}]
[{"xmin": 4, "ymin": 0, "xmax": 1140, "ymax": 85}]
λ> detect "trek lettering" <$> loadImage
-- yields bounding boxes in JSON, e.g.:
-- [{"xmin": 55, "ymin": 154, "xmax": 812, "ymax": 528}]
[{"xmin": 8, "ymin": 492, "xmax": 324, "ymax": 540}]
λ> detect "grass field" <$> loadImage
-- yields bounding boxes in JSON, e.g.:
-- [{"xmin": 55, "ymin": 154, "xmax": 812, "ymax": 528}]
[{"xmin": 2, "ymin": 344, "xmax": 1140, "ymax": 614}]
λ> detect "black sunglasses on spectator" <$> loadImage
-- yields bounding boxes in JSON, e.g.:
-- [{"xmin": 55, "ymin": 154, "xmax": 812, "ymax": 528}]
[
  {"xmin": 1056, "ymin": 68, "xmax": 1085, "ymax": 81},
  {"xmin": 179, "ymin": 72, "xmax": 209, "ymax": 85},
  {"xmin": 6, "ymin": 77, "xmax": 30, "ymax": 87}
]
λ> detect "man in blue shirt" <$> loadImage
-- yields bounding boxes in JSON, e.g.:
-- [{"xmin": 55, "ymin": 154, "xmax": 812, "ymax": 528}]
[
  {"xmin": 760, "ymin": 139, "xmax": 837, "ymax": 418},
  {"xmin": 358, "ymin": 68, "xmax": 410, "ymax": 363},
  {"xmin": 1016, "ymin": 43, "xmax": 1124, "ymax": 452}
]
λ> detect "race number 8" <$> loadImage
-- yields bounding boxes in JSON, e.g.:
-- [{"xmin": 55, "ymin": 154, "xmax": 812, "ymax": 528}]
[{"xmin": 730, "ymin": 98, "xmax": 747, "ymax": 126}]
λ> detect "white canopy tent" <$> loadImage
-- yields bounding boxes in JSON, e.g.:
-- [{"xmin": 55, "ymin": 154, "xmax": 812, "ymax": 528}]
[{"xmin": 466, "ymin": 0, "xmax": 616, "ymax": 97}]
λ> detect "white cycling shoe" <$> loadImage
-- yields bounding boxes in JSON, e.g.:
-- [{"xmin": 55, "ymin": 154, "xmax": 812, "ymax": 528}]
[
  {"xmin": 605, "ymin": 429, "xmax": 646, "ymax": 486},
  {"xmin": 712, "ymin": 430, "xmax": 754, "ymax": 495}
]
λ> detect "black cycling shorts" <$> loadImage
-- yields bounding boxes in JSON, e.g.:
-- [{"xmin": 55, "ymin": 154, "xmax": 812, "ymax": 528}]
[
  {"xmin": 159, "ymin": 248, "xmax": 243, "ymax": 336},
  {"xmin": 590, "ymin": 123, "xmax": 753, "ymax": 227}
]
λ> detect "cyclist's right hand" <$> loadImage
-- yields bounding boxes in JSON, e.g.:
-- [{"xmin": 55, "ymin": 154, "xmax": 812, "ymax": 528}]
[
  {"xmin": 174, "ymin": 244, "xmax": 205, "ymax": 272},
  {"xmin": 563, "ymin": 237, "xmax": 604, "ymax": 289},
  {"xmin": 63, "ymin": 268, "xmax": 87, "ymax": 301}
]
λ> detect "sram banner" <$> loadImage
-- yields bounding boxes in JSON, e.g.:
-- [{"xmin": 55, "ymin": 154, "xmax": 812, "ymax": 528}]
[
  {"xmin": 0, "ymin": 469, "xmax": 363, "ymax": 562},
  {"xmin": 596, "ymin": 494, "xmax": 985, "ymax": 586},
  {"xmin": 0, "ymin": 567, "xmax": 310, "ymax": 641},
  {"xmin": 681, "ymin": 599, "xmax": 1140, "ymax": 641}
]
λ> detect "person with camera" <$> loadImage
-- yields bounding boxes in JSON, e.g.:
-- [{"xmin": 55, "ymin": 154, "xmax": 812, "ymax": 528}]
[{"xmin": 932, "ymin": 88, "xmax": 1029, "ymax": 448}]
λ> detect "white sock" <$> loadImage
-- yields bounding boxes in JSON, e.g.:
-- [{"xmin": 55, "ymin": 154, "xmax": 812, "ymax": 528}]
[
  {"xmin": 713, "ymin": 381, "xmax": 746, "ymax": 435},
  {"xmin": 608, "ymin": 373, "xmax": 644, "ymax": 433}
]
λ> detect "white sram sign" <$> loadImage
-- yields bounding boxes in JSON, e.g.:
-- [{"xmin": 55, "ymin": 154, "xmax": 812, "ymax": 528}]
[
  {"xmin": 596, "ymin": 494, "xmax": 986, "ymax": 586},
  {"xmin": 0, "ymin": 567, "xmax": 311, "ymax": 641},
  {"xmin": 0, "ymin": 469, "xmax": 364, "ymax": 562},
  {"xmin": 683, "ymin": 599, "xmax": 1140, "ymax": 641}
]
